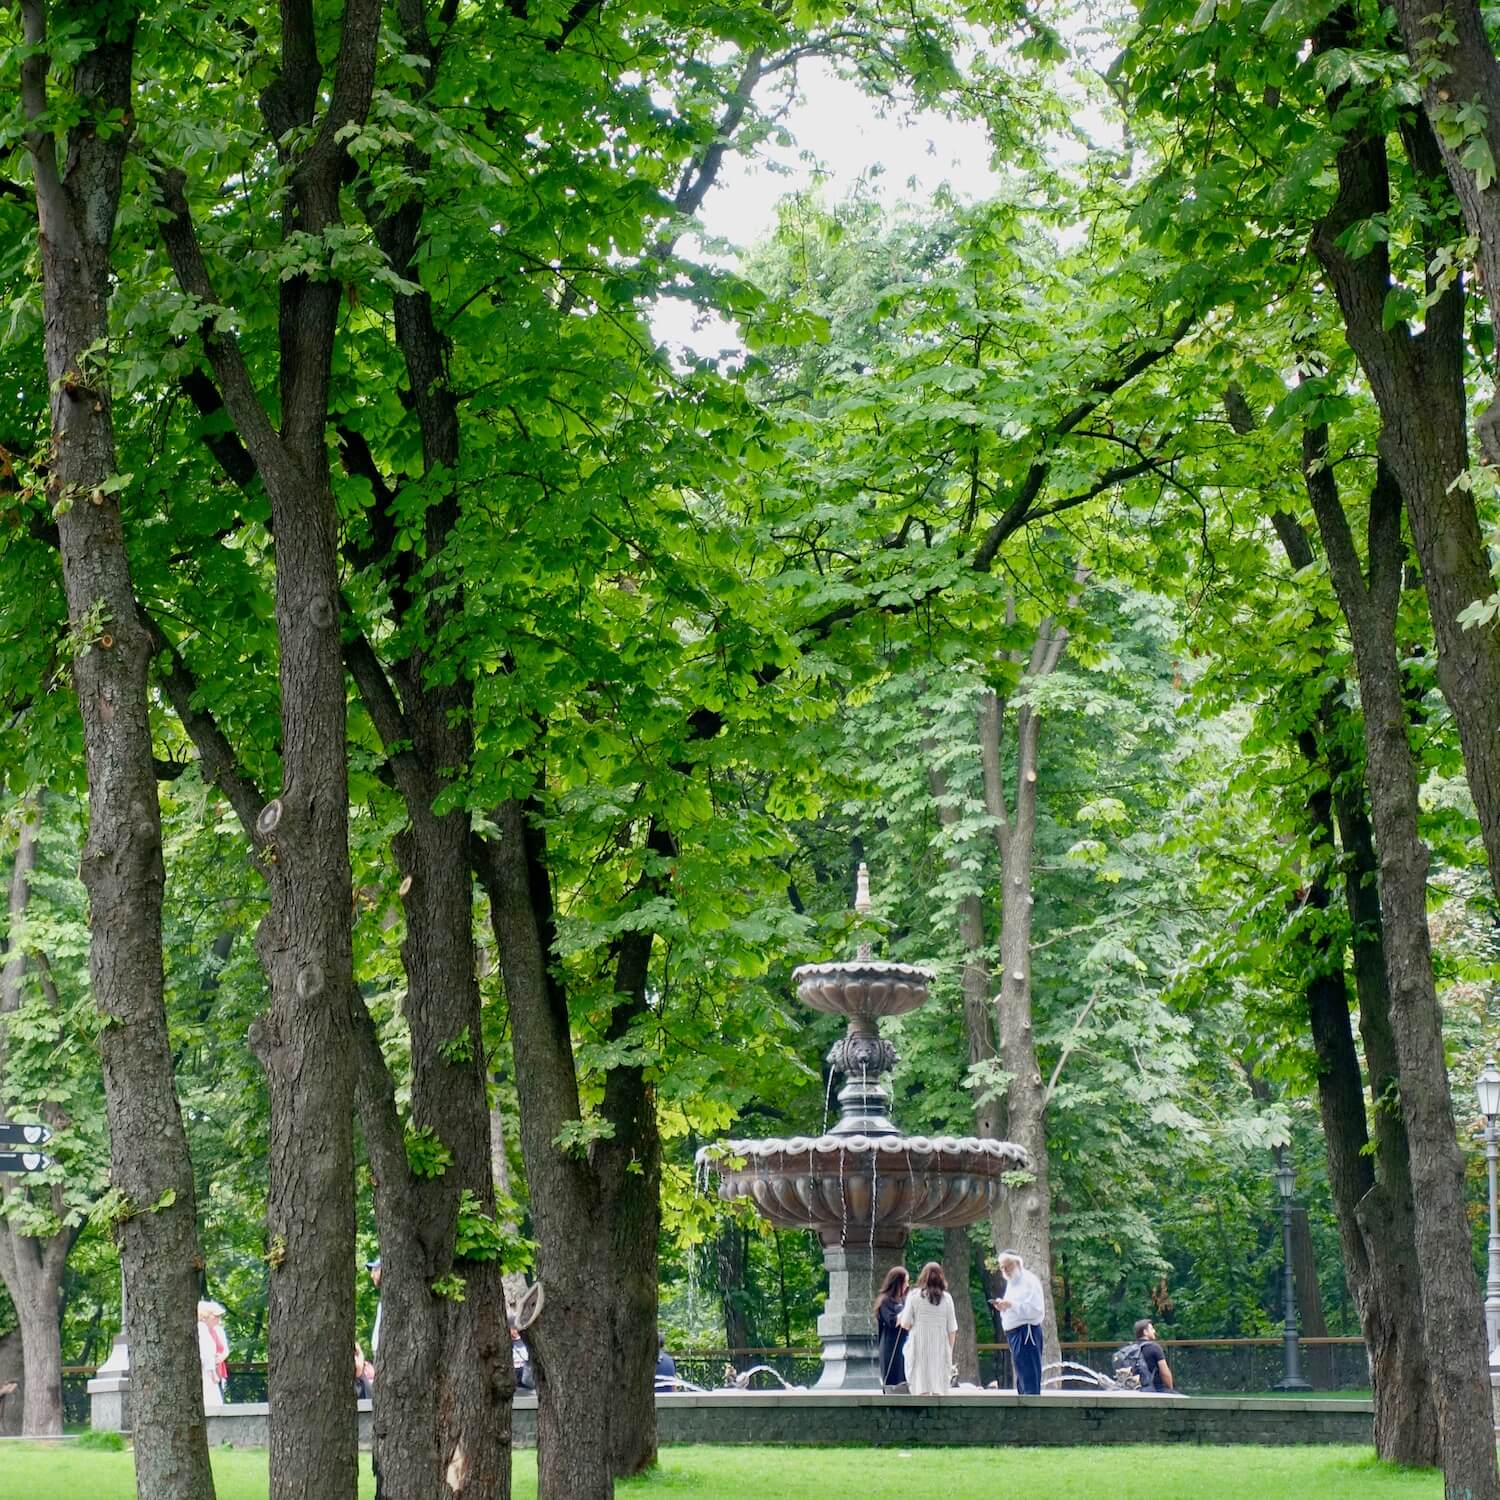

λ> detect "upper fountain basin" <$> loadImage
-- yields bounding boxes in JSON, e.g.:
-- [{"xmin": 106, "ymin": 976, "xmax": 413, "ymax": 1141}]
[
  {"xmin": 698, "ymin": 1133, "xmax": 1029, "ymax": 1249},
  {"xmin": 792, "ymin": 961, "xmax": 934, "ymax": 1022}
]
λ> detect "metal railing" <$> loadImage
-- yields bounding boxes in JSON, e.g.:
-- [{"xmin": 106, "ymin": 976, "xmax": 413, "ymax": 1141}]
[
  {"xmin": 59, "ymin": 1337, "xmax": 1370, "ymax": 1425},
  {"xmin": 663, "ymin": 1338, "xmax": 1370, "ymax": 1393}
]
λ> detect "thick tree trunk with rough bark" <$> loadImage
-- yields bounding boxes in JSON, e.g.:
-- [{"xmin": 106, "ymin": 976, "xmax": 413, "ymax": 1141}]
[
  {"xmin": 477, "ymin": 803, "xmax": 614, "ymax": 1500},
  {"xmin": 339, "ymin": 6, "xmax": 514, "ymax": 1480},
  {"xmin": 1306, "ymin": 445, "xmax": 1497, "ymax": 1500},
  {"xmin": 1311, "ymin": 21, "xmax": 1500, "ymax": 910},
  {"xmin": 156, "ymin": 10, "xmax": 386, "ymax": 1496},
  {"xmin": 1330, "ymin": 742, "xmax": 1438, "ymax": 1463},
  {"xmin": 18, "ymin": 10, "xmax": 217, "ymax": 1496},
  {"xmin": 10, "ymin": 1289, "xmax": 63, "ymax": 1437},
  {"xmin": 1227, "ymin": 402, "xmax": 1440, "ymax": 1461},
  {"xmin": 1292, "ymin": 747, "xmax": 1433, "ymax": 1454}
]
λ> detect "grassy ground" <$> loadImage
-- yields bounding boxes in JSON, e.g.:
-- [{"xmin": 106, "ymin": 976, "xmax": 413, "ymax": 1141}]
[{"xmin": 0, "ymin": 1443, "xmax": 1442, "ymax": 1500}]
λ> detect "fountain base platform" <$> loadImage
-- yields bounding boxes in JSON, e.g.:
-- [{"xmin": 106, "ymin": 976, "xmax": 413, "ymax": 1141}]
[{"xmin": 200, "ymin": 1389, "xmax": 1382, "ymax": 1451}]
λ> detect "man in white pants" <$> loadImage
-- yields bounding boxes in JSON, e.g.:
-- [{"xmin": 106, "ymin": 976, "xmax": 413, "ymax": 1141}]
[{"xmin": 991, "ymin": 1251, "xmax": 1045, "ymax": 1395}]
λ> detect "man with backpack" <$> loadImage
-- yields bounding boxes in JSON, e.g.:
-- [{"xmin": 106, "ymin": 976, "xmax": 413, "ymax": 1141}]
[{"xmin": 1114, "ymin": 1318, "xmax": 1174, "ymax": 1392}]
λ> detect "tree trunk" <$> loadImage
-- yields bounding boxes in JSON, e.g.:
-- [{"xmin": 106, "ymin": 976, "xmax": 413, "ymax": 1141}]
[
  {"xmin": 1387, "ymin": 0, "xmax": 1500, "ymax": 469},
  {"xmin": 1331, "ymin": 761, "xmax": 1439, "ymax": 1464},
  {"xmin": 1311, "ymin": 17, "xmax": 1500, "ymax": 911},
  {"xmin": 477, "ymin": 803, "xmax": 613, "ymax": 1500},
  {"xmin": 987, "ymin": 670, "xmax": 1068, "ymax": 1372},
  {"xmin": 598, "ymin": 893, "xmax": 663, "ymax": 1479},
  {"xmin": 156, "ymin": 10, "xmax": 385, "ymax": 1495},
  {"xmin": 715, "ymin": 1221, "xmax": 753, "ymax": 1352},
  {"xmin": 352, "ymin": 129, "xmax": 512, "ymax": 1496},
  {"xmin": 11, "ymin": 1284, "xmax": 63, "ymax": 1438},
  {"xmin": 1239, "ymin": 407, "xmax": 1439, "ymax": 1462},
  {"xmin": 945, "ymin": 1228, "xmax": 979, "ymax": 1385},
  {"xmin": 0, "ymin": 800, "xmax": 70, "ymax": 1438},
  {"xmin": 1306, "ymin": 443, "xmax": 1498, "ymax": 1500},
  {"xmin": 1289, "ymin": 1207, "xmax": 1331, "ymax": 1389},
  {"xmin": 18, "ymin": 10, "xmax": 217, "ymax": 1496}
]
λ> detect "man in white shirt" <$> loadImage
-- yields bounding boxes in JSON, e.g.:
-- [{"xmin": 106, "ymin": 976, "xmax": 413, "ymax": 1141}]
[{"xmin": 990, "ymin": 1250, "xmax": 1046, "ymax": 1395}]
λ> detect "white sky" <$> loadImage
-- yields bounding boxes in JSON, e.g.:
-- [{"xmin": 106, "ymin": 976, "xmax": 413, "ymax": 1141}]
[{"xmin": 651, "ymin": 60, "xmax": 1003, "ymax": 360}]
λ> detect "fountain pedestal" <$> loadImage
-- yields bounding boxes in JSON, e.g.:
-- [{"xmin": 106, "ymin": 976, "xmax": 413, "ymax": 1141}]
[{"xmin": 816, "ymin": 1238, "xmax": 909, "ymax": 1390}]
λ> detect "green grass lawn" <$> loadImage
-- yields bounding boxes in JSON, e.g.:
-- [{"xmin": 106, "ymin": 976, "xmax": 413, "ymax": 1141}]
[{"xmin": 0, "ymin": 1443, "xmax": 1443, "ymax": 1500}]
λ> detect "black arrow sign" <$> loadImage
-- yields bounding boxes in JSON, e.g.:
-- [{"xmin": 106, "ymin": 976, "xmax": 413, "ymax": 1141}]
[
  {"xmin": 0, "ymin": 1150, "xmax": 49, "ymax": 1175},
  {"xmin": 0, "ymin": 1122, "xmax": 50, "ymax": 1148}
]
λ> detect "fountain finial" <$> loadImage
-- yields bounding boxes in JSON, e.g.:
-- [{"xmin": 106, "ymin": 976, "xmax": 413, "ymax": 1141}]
[{"xmin": 854, "ymin": 863, "xmax": 872, "ymax": 961}]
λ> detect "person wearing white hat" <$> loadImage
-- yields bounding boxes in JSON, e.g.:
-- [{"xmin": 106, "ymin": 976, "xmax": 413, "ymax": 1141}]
[{"xmin": 196, "ymin": 1300, "xmax": 227, "ymax": 1409}]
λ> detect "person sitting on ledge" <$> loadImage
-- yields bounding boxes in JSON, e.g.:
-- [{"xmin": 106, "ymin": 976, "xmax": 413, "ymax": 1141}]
[
  {"xmin": 655, "ymin": 1332, "xmax": 677, "ymax": 1392},
  {"xmin": 1136, "ymin": 1318, "xmax": 1175, "ymax": 1392}
]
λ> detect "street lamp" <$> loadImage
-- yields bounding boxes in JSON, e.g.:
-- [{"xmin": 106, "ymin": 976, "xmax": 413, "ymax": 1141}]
[
  {"xmin": 1273, "ymin": 1159, "xmax": 1311, "ymax": 1391},
  {"xmin": 1475, "ymin": 1058, "xmax": 1500, "ymax": 1364}
]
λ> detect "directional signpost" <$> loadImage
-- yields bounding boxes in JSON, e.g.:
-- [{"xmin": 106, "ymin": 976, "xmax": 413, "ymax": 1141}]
[
  {"xmin": 0, "ymin": 1150, "xmax": 49, "ymax": 1174},
  {"xmin": 0, "ymin": 1122, "xmax": 51, "ymax": 1173}
]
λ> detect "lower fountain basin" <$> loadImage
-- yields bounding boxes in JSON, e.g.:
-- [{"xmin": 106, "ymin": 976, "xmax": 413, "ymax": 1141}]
[{"xmin": 698, "ymin": 1134, "xmax": 1029, "ymax": 1249}]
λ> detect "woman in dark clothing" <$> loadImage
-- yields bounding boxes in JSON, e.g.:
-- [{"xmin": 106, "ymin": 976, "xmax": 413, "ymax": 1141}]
[{"xmin": 874, "ymin": 1265, "xmax": 910, "ymax": 1391}]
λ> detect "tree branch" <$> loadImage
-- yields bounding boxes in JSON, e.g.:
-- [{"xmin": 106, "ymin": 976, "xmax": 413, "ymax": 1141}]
[
  {"xmin": 135, "ymin": 605, "xmax": 267, "ymax": 843},
  {"xmin": 155, "ymin": 168, "xmax": 296, "ymax": 492},
  {"xmin": 970, "ymin": 317, "xmax": 1193, "ymax": 572}
]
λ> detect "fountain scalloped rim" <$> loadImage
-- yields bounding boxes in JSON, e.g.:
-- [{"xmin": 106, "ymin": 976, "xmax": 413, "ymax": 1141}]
[
  {"xmin": 790, "ymin": 960, "xmax": 936, "ymax": 981},
  {"xmin": 697, "ymin": 1135, "xmax": 1029, "ymax": 1162}
]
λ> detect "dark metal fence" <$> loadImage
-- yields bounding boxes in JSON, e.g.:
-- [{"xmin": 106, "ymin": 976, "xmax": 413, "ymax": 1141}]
[
  {"xmin": 666, "ymin": 1338, "xmax": 1370, "ymax": 1393},
  {"xmin": 61, "ymin": 1372, "xmax": 90, "ymax": 1426}
]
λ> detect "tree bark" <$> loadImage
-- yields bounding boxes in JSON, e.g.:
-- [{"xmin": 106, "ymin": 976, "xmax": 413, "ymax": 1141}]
[
  {"xmin": 945, "ymin": 1228, "xmax": 979, "ymax": 1385},
  {"xmin": 599, "ymin": 922, "xmax": 661, "ymax": 1478},
  {"xmin": 1305, "ymin": 440, "xmax": 1497, "ymax": 1500},
  {"xmin": 1290, "ymin": 1209, "xmax": 1330, "ymax": 1390},
  {"xmin": 1292, "ymin": 730, "xmax": 1436, "ymax": 1459},
  {"xmin": 1252, "ymin": 493, "xmax": 1439, "ymax": 1460},
  {"xmin": 18, "ymin": 9, "xmax": 216, "ymax": 1496},
  {"xmin": 476, "ymin": 803, "xmax": 614, "ymax": 1500},
  {"xmin": 156, "ymin": 9, "xmax": 387, "ymax": 1496},
  {"xmin": 976, "ymin": 593, "xmax": 1085, "ymax": 1375},
  {"xmin": 1311, "ymin": 18, "xmax": 1500, "ymax": 911},
  {"xmin": 715, "ymin": 1220, "xmax": 753, "ymax": 1352},
  {"xmin": 1386, "ymin": 0, "xmax": 1500, "ymax": 468},
  {"xmin": 489, "ymin": 1100, "xmax": 531, "ymax": 1316},
  {"xmin": 339, "ymin": 4, "xmax": 514, "ymax": 1485},
  {"xmin": 988, "ymin": 690, "xmax": 1058, "ymax": 1370},
  {"xmin": 1227, "ymin": 392, "xmax": 1439, "ymax": 1459}
]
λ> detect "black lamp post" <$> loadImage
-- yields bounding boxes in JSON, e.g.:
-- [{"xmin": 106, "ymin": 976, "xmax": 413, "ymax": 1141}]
[
  {"xmin": 1273, "ymin": 1160, "xmax": 1311, "ymax": 1391},
  {"xmin": 1476, "ymin": 1058, "xmax": 1500, "ymax": 1364}
]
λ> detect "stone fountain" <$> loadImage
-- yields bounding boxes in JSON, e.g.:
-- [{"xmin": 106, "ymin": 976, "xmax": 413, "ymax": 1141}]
[{"xmin": 696, "ymin": 867, "xmax": 1029, "ymax": 1390}]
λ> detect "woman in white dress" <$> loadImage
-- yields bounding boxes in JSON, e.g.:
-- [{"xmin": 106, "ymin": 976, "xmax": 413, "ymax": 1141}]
[
  {"xmin": 197, "ymin": 1300, "xmax": 225, "ymax": 1409},
  {"xmin": 897, "ymin": 1261, "xmax": 957, "ymax": 1395}
]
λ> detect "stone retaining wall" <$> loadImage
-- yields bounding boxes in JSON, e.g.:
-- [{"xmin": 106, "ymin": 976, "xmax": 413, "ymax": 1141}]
[{"xmin": 203, "ymin": 1390, "xmax": 1375, "ymax": 1451}]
